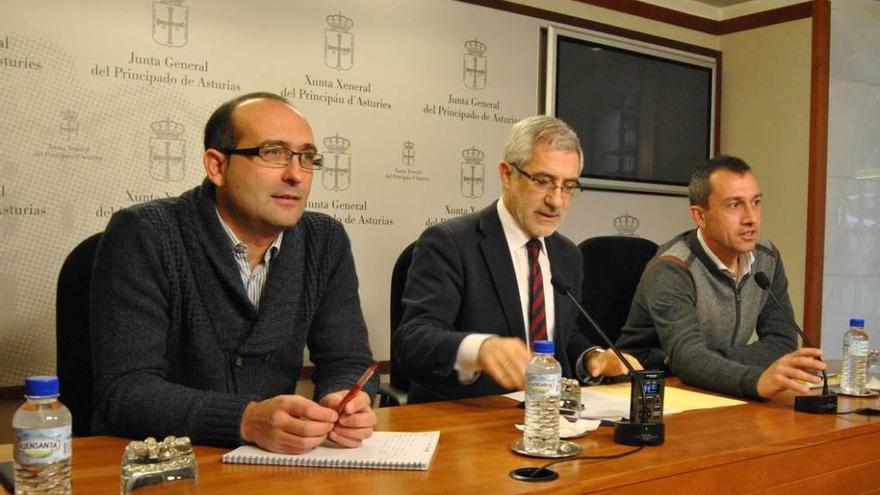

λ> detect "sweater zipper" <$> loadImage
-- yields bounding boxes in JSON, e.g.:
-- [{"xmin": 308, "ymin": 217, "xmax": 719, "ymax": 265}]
[{"xmin": 731, "ymin": 280, "xmax": 742, "ymax": 347}]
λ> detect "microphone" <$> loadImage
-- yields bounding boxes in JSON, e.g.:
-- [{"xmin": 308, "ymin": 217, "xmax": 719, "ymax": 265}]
[
  {"xmin": 551, "ymin": 278, "xmax": 665, "ymax": 446},
  {"xmin": 753, "ymin": 272, "xmax": 837, "ymax": 414}
]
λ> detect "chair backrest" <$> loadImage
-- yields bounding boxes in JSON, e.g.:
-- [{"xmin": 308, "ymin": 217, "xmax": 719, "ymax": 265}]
[
  {"xmin": 578, "ymin": 236, "xmax": 658, "ymax": 346},
  {"xmin": 56, "ymin": 232, "xmax": 103, "ymax": 437},
  {"xmin": 389, "ymin": 241, "xmax": 417, "ymax": 392}
]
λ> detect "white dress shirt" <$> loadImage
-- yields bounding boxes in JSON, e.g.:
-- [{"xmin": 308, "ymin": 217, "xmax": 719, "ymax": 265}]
[
  {"xmin": 697, "ymin": 229, "xmax": 755, "ymax": 283},
  {"xmin": 216, "ymin": 209, "xmax": 284, "ymax": 310}
]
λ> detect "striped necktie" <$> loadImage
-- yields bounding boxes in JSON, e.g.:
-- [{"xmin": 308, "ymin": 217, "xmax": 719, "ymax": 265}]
[{"xmin": 526, "ymin": 239, "xmax": 548, "ymax": 348}]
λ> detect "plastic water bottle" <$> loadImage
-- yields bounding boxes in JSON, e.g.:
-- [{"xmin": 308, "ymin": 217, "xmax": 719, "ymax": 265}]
[
  {"xmin": 13, "ymin": 376, "xmax": 72, "ymax": 494},
  {"xmin": 840, "ymin": 318, "xmax": 869, "ymax": 395},
  {"xmin": 524, "ymin": 340, "xmax": 561, "ymax": 454}
]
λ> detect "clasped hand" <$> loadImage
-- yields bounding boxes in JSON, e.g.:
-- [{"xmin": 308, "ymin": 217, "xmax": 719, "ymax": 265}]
[
  {"xmin": 477, "ymin": 337, "xmax": 642, "ymax": 391},
  {"xmin": 240, "ymin": 390, "xmax": 377, "ymax": 454}
]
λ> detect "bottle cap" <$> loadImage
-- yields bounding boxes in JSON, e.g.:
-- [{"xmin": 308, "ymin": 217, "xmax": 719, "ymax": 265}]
[
  {"xmin": 24, "ymin": 376, "xmax": 60, "ymax": 397},
  {"xmin": 534, "ymin": 340, "xmax": 555, "ymax": 354},
  {"xmin": 850, "ymin": 318, "xmax": 865, "ymax": 328}
]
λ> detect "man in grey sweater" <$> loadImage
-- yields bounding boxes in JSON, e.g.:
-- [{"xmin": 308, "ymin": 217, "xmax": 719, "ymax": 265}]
[
  {"xmin": 617, "ymin": 155, "xmax": 826, "ymax": 399},
  {"xmin": 90, "ymin": 92, "xmax": 377, "ymax": 454}
]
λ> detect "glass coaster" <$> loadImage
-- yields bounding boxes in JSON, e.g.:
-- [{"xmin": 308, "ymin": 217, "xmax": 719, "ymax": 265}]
[{"xmin": 510, "ymin": 438, "xmax": 582, "ymax": 458}]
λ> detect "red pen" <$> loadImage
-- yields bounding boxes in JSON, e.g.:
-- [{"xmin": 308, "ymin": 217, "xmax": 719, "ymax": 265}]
[{"xmin": 336, "ymin": 361, "xmax": 378, "ymax": 414}]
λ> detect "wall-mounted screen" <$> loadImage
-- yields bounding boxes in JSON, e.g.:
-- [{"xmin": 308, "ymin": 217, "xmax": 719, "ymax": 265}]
[{"xmin": 545, "ymin": 27, "xmax": 717, "ymax": 195}]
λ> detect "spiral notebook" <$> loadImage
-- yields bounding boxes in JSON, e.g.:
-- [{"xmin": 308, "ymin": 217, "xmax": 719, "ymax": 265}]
[{"xmin": 222, "ymin": 431, "xmax": 440, "ymax": 471}]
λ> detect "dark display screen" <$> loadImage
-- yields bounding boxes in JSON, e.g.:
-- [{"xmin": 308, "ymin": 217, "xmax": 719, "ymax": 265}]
[{"xmin": 555, "ymin": 35, "xmax": 712, "ymax": 188}]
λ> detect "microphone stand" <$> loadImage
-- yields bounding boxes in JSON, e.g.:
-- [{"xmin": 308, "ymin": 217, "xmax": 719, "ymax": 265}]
[
  {"xmin": 754, "ymin": 272, "xmax": 837, "ymax": 414},
  {"xmin": 553, "ymin": 280, "xmax": 665, "ymax": 446}
]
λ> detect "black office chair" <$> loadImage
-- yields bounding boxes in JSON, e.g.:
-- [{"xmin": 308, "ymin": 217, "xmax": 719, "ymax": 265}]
[
  {"xmin": 378, "ymin": 241, "xmax": 416, "ymax": 407},
  {"xmin": 578, "ymin": 236, "xmax": 658, "ymax": 346},
  {"xmin": 56, "ymin": 232, "xmax": 103, "ymax": 437}
]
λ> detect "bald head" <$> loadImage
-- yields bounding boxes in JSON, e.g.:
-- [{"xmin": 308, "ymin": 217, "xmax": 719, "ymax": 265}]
[{"xmin": 204, "ymin": 91, "xmax": 294, "ymax": 153}]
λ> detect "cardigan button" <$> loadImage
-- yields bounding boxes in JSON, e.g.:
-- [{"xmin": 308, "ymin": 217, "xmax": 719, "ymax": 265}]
[{"xmin": 233, "ymin": 356, "xmax": 243, "ymax": 367}]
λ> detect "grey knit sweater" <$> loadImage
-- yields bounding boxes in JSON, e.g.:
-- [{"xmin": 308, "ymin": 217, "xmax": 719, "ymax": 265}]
[
  {"xmin": 617, "ymin": 230, "xmax": 797, "ymax": 399},
  {"xmin": 90, "ymin": 180, "xmax": 376, "ymax": 446}
]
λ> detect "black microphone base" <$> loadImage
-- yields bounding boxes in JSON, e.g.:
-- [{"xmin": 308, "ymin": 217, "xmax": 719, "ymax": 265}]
[
  {"xmin": 794, "ymin": 394, "xmax": 838, "ymax": 414},
  {"xmin": 613, "ymin": 421, "xmax": 665, "ymax": 446}
]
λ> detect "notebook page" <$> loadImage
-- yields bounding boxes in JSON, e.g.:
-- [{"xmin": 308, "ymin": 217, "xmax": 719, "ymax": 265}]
[{"xmin": 222, "ymin": 431, "xmax": 440, "ymax": 471}]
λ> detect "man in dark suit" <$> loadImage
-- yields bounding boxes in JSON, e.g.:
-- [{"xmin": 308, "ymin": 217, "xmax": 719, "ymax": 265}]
[{"xmin": 394, "ymin": 115, "xmax": 640, "ymax": 403}]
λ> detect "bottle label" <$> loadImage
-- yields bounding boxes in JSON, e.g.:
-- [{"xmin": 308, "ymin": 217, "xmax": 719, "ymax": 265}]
[
  {"xmin": 526, "ymin": 373, "xmax": 561, "ymax": 398},
  {"xmin": 14, "ymin": 426, "xmax": 72, "ymax": 465},
  {"xmin": 848, "ymin": 340, "xmax": 870, "ymax": 358}
]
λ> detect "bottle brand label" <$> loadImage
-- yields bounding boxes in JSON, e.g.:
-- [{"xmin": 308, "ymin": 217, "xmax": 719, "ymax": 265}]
[
  {"xmin": 14, "ymin": 426, "xmax": 72, "ymax": 465},
  {"xmin": 526, "ymin": 373, "xmax": 561, "ymax": 398},
  {"xmin": 849, "ymin": 340, "xmax": 870, "ymax": 357}
]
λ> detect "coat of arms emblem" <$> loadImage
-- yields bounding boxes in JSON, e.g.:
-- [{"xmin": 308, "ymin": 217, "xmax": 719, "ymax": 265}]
[
  {"xmin": 324, "ymin": 13, "xmax": 354, "ymax": 71},
  {"xmin": 152, "ymin": 0, "xmax": 189, "ymax": 47},
  {"xmin": 322, "ymin": 134, "xmax": 352, "ymax": 191},
  {"xmin": 402, "ymin": 141, "xmax": 415, "ymax": 166},
  {"xmin": 463, "ymin": 39, "xmax": 487, "ymax": 90},
  {"xmin": 60, "ymin": 110, "xmax": 78, "ymax": 140},
  {"xmin": 149, "ymin": 118, "xmax": 186, "ymax": 182},
  {"xmin": 460, "ymin": 146, "xmax": 485, "ymax": 198}
]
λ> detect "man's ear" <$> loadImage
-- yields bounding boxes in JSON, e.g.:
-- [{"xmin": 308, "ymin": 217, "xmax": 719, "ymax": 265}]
[
  {"xmin": 498, "ymin": 161, "xmax": 513, "ymax": 188},
  {"xmin": 689, "ymin": 205, "xmax": 706, "ymax": 229},
  {"xmin": 204, "ymin": 149, "xmax": 227, "ymax": 187}
]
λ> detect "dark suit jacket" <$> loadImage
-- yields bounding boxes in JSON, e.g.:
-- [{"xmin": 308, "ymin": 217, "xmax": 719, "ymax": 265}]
[{"xmin": 393, "ymin": 202, "xmax": 592, "ymax": 403}]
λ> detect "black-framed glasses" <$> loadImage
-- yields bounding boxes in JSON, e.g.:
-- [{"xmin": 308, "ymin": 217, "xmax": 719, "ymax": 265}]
[
  {"xmin": 508, "ymin": 162, "xmax": 582, "ymax": 197},
  {"xmin": 222, "ymin": 144, "xmax": 324, "ymax": 171}
]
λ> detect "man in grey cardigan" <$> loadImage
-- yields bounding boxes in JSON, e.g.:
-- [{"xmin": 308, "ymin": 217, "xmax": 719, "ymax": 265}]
[
  {"xmin": 617, "ymin": 155, "xmax": 826, "ymax": 399},
  {"xmin": 90, "ymin": 92, "xmax": 377, "ymax": 454}
]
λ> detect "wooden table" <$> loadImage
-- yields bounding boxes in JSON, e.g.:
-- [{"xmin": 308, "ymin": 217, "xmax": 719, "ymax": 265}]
[{"xmin": 2, "ymin": 382, "xmax": 879, "ymax": 494}]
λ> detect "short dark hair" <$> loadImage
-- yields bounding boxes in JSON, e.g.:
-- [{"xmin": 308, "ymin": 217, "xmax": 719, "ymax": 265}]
[
  {"xmin": 203, "ymin": 91, "xmax": 290, "ymax": 151},
  {"xmin": 688, "ymin": 154, "xmax": 752, "ymax": 207}
]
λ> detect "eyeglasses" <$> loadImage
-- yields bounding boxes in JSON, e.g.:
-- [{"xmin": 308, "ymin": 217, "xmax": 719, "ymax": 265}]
[
  {"xmin": 222, "ymin": 144, "xmax": 324, "ymax": 171},
  {"xmin": 508, "ymin": 162, "xmax": 582, "ymax": 197}
]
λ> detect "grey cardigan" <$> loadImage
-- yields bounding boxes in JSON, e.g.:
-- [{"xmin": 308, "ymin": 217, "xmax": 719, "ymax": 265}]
[
  {"xmin": 617, "ymin": 230, "xmax": 797, "ymax": 399},
  {"xmin": 90, "ymin": 180, "xmax": 375, "ymax": 446}
]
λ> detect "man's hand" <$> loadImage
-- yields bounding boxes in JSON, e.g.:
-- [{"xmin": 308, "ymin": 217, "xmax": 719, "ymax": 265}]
[
  {"xmin": 476, "ymin": 337, "xmax": 532, "ymax": 390},
  {"xmin": 319, "ymin": 390, "xmax": 377, "ymax": 448},
  {"xmin": 586, "ymin": 349, "xmax": 643, "ymax": 377},
  {"xmin": 240, "ymin": 395, "xmax": 337, "ymax": 454},
  {"xmin": 756, "ymin": 347, "xmax": 826, "ymax": 399}
]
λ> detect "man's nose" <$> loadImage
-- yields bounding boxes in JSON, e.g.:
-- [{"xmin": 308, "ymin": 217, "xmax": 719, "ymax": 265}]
[
  {"xmin": 280, "ymin": 159, "xmax": 306, "ymax": 183},
  {"xmin": 742, "ymin": 203, "xmax": 757, "ymax": 224},
  {"xmin": 544, "ymin": 186, "xmax": 565, "ymax": 208}
]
